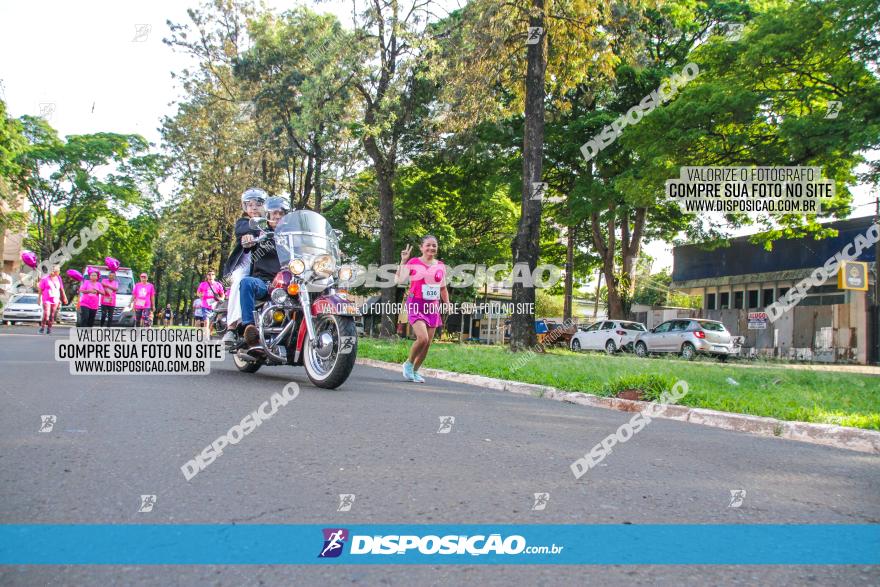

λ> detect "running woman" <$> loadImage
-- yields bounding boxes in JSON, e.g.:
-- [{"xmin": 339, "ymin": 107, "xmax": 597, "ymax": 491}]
[
  {"xmin": 132, "ymin": 273, "xmax": 155, "ymax": 327},
  {"xmin": 395, "ymin": 235, "xmax": 449, "ymax": 383},
  {"xmin": 38, "ymin": 265, "xmax": 67, "ymax": 334},
  {"xmin": 99, "ymin": 270, "xmax": 119, "ymax": 327},
  {"xmin": 77, "ymin": 270, "xmax": 105, "ymax": 328}
]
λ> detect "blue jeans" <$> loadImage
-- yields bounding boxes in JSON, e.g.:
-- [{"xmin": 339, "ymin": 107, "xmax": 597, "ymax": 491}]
[{"xmin": 239, "ymin": 277, "xmax": 269, "ymax": 326}]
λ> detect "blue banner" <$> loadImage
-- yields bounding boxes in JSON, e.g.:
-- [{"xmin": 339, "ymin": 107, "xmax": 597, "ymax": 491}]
[{"xmin": 0, "ymin": 525, "xmax": 877, "ymax": 565}]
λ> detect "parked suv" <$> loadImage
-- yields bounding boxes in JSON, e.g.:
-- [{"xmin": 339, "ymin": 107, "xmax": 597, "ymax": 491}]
[
  {"xmin": 634, "ymin": 319, "xmax": 735, "ymax": 360},
  {"xmin": 570, "ymin": 320, "xmax": 646, "ymax": 354}
]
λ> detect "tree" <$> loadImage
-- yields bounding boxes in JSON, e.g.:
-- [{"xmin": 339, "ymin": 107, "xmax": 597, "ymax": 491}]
[
  {"xmin": 347, "ymin": 0, "xmax": 442, "ymax": 337},
  {"xmin": 621, "ymin": 0, "xmax": 880, "ymax": 254},
  {"xmin": 11, "ymin": 116, "xmax": 162, "ymax": 261},
  {"xmin": 439, "ymin": 0, "xmax": 649, "ymax": 349},
  {"xmin": 0, "ymin": 99, "xmax": 27, "ymax": 233},
  {"xmin": 234, "ymin": 7, "xmax": 359, "ymax": 212},
  {"xmin": 162, "ymin": 0, "xmax": 269, "ymax": 277}
]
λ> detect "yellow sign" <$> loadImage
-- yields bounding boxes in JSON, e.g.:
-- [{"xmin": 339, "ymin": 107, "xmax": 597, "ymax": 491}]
[{"xmin": 837, "ymin": 261, "xmax": 868, "ymax": 291}]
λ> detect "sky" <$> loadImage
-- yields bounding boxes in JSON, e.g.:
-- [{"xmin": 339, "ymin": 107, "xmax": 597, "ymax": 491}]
[{"xmin": 0, "ymin": 0, "xmax": 875, "ymax": 275}]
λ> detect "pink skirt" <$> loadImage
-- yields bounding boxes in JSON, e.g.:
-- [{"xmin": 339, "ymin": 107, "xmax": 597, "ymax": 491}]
[{"xmin": 406, "ymin": 296, "xmax": 441, "ymax": 328}]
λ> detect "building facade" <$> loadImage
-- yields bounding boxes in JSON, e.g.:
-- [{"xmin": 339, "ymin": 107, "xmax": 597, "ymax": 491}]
[{"xmin": 671, "ymin": 216, "xmax": 877, "ymax": 364}]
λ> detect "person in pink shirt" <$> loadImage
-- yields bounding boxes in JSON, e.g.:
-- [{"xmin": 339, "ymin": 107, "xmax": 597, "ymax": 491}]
[
  {"xmin": 77, "ymin": 270, "xmax": 105, "ymax": 328},
  {"xmin": 38, "ymin": 264, "xmax": 67, "ymax": 334},
  {"xmin": 132, "ymin": 272, "xmax": 156, "ymax": 327},
  {"xmin": 195, "ymin": 269, "xmax": 225, "ymax": 333},
  {"xmin": 99, "ymin": 270, "xmax": 119, "ymax": 327},
  {"xmin": 394, "ymin": 235, "xmax": 449, "ymax": 383}
]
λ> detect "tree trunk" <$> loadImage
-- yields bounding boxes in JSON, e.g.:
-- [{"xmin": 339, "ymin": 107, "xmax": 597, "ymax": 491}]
[
  {"xmin": 563, "ymin": 225, "xmax": 574, "ymax": 322},
  {"xmin": 153, "ymin": 267, "xmax": 163, "ymax": 312},
  {"xmin": 376, "ymin": 168, "xmax": 397, "ymax": 337},
  {"xmin": 510, "ymin": 0, "xmax": 546, "ymax": 352},
  {"xmin": 313, "ymin": 137, "xmax": 323, "ymax": 213}
]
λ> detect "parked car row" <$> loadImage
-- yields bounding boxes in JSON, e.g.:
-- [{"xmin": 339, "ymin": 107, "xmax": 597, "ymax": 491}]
[{"xmin": 570, "ymin": 318, "xmax": 738, "ymax": 361}]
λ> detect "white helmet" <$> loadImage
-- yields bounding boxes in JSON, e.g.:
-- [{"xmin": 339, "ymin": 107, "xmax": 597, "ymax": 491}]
[{"xmin": 241, "ymin": 187, "xmax": 268, "ymax": 213}]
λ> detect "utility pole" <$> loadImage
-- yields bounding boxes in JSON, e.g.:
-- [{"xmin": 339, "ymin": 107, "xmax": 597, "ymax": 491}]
[{"xmin": 874, "ymin": 196, "xmax": 879, "ymax": 364}]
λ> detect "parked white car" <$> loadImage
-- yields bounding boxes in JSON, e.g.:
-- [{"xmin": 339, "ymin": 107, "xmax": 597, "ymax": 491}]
[
  {"xmin": 58, "ymin": 305, "xmax": 78, "ymax": 324},
  {"xmin": 2, "ymin": 293, "xmax": 42, "ymax": 324},
  {"xmin": 570, "ymin": 320, "xmax": 647, "ymax": 354}
]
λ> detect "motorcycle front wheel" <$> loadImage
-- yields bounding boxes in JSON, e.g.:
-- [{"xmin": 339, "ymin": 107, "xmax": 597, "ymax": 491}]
[{"xmin": 303, "ymin": 314, "xmax": 357, "ymax": 389}]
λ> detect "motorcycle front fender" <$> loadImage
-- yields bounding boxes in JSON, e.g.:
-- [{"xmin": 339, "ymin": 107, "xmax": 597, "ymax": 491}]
[
  {"xmin": 294, "ymin": 294, "xmax": 357, "ymax": 360},
  {"xmin": 310, "ymin": 293, "xmax": 359, "ymax": 318}
]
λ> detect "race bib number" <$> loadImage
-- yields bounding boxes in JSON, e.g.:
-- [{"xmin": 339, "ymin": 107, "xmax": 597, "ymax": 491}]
[{"xmin": 421, "ymin": 284, "xmax": 440, "ymax": 300}]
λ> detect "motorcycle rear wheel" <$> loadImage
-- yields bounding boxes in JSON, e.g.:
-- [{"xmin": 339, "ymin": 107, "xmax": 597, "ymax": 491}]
[{"xmin": 303, "ymin": 315, "xmax": 357, "ymax": 389}]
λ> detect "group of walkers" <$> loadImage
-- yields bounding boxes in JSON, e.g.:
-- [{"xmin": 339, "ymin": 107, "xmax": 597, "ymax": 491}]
[{"xmin": 34, "ymin": 263, "xmax": 225, "ymax": 332}]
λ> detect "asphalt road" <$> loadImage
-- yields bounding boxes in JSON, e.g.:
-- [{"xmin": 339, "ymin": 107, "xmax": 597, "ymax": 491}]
[{"xmin": 0, "ymin": 325, "xmax": 878, "ymax": 586}]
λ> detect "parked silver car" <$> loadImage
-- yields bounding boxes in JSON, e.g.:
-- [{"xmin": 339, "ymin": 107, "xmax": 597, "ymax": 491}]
[
  {"xmin": 634, "ymin": 319, "xmax": 735, "ymax": 361},
  {"xmin": 58, "ymin": 305, "xmax": 78, "ymax": 324},
  {"xmin": 2, "ymin": 294, "xmax": 42, "ymax": 324},
  {"xmin": 570, "ymin": 320, "xmax": 646, "ymax": 354}
]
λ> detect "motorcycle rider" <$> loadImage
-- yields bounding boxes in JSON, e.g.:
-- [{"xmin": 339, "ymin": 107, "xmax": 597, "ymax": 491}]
[{"xmin": 237, "ymin": 196, "xmax": 289, "ymax": 348}]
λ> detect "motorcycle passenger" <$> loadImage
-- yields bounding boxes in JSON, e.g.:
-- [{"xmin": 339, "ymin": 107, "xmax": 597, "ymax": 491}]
[
  {"xmin": 222, "ymin": 187, "xmax": 267, "ymax": 343},
  {"xmin": 237, "ymin": 196, "xmax": 289, "ymax": 348}
]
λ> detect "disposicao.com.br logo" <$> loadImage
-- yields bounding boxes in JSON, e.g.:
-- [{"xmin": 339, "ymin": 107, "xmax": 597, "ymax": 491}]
[{"xmin": 319, "ymin": 528, "xmax": 564, "ymax": 558}]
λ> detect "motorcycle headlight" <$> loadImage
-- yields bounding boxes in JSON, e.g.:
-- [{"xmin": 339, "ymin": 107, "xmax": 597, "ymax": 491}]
[
  {"xmin": 313, "ymin": 254, "xmax": 336, "ymax": 277},
  {"xmin": 338, "ymin": 266, "xmax": 353, "ymax": 282},
  {"xmin": 288, "ymin": 258, "xmax": 306, "ymax": 275},
  {"xmin": 271, "ymin": 288, "xmax": 289, "ymax": 304}
]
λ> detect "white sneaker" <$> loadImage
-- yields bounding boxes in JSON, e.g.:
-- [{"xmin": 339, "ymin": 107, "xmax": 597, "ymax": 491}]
[
  {"xmin": 402, "ymin": 361, "xmax": 415, "ymax": 381},
  {"xmin": 222, "ymin": 331, "xmax": 235, "ymax": 343},
  {"xmin": 412, "ymin": 372, "xmax": 425, "ymax": 383}
]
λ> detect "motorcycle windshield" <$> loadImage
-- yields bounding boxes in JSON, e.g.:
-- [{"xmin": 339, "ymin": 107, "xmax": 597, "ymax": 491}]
[{"xmin": 274, "ymin": 210, "xmax": 341, "ymax": 266}]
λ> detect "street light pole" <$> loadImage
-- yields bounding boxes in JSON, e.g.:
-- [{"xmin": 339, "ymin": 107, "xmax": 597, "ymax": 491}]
[{"xmin": 874, "ymin": 196, "xmax": 879, "ymax": 364}]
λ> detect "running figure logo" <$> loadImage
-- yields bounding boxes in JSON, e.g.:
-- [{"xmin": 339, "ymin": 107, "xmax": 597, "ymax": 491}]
[
  {"xmin": 39, "ymin": 415, "xmax": 57, "ymax": 433},
  {"xmin": 132, "ymin": 24, "xmax": 152, "ymax": 42},
  {"xmin": 318, "ymin": 528, "xmax": 349, "ymax": 558},
  {"xmin": 728, "ymin": 489, "xmax": 746, "ymax": 508},
  {"xmin": 532, "ymin": 492, "xmax": 550, "ymax": 511},
  {"xmin": 339, "ymin": 336, "xmax": 356, "ymax": 355},
  {"xmin": 437, "ymin": 416, "xmax": 455, "ymax": 434},
  {"xmin": 530, "ymin": 181, "xmax": 547, "ymax": 201},
  {"xmin": 138, "ymin": 495, "xmax": 157, "ymax": 513},
  {"xmin": 825, "ymin": 101, "xmax": 842, "ymax": 119},
  {"xmin": 525, "ymin": 27, "xmax": 543, "ymax": 45},
  {"xmin": 337, "ymin": 494, "xmax": 355, "ymax": 512}
]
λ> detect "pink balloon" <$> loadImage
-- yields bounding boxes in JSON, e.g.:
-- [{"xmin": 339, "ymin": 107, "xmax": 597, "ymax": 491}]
[
  {"xmin": 105, "ymin": 257, "xmax": 120, "ymax": 272},
  {"xmin": 20, "ymin": 251, "xmax": 38, "ymax": 269},
  {"xmin": 66, "ymin": 269, "xmax": 84, "ymax": 282}
]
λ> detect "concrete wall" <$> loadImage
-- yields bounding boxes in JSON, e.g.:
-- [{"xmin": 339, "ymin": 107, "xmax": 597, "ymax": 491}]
[{"xmin": 705, "ymin": 300, "xmax": 866, "ymax": 364}]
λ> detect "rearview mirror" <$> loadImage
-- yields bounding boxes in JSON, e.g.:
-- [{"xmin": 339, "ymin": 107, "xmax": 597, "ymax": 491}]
[{"xmin": 249, "ymin": 217, "xmax": 269, "ymax": 231}]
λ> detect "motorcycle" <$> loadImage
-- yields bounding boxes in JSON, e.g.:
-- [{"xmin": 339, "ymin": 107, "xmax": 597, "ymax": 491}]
[{"xmin": 214, "ymin": 209, "xmax": 360, "ymax": 389}]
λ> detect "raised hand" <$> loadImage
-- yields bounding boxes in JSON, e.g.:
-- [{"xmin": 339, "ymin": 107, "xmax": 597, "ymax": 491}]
[{"xmin": 400, "ymin": 243, "xmax": 413, "ymax": 263}]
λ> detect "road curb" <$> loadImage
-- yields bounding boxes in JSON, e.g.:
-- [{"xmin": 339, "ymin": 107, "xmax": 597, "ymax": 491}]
[{"xmin": 355, "ymin": 357, "xmax": 880, "ymax": 455}]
